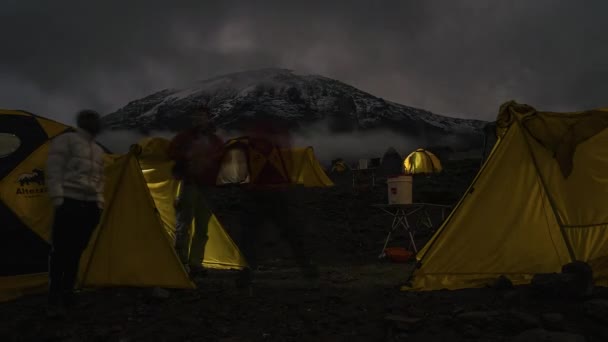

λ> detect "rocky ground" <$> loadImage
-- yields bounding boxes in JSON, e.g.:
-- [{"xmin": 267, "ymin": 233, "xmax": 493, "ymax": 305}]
[{"xmin": 2, "ymin": 159, "xmax": 608, "ymax": 341}]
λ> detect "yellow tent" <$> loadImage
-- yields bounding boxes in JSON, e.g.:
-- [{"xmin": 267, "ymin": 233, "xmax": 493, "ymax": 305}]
[
  {"xmin": 135, "ymin": 137, "xmax": 246, "ymax": 269},
  {"xmin": 406, "ymin": 101, "xmax": 608, "ymax": 291},
  {"xmin": 280, "ymin": 147, "xmax": 334, "ymax": 187},
  {"xmin": 0, "ymin": 111, "xmax": 246, "ymax": 302},
  {"xmin": 403, "ymin": 148, "xmax": 442, "ymax": 174},
  {"xmin": 217, "ymin": 136, "xmax": 333, "ymax": 187}
]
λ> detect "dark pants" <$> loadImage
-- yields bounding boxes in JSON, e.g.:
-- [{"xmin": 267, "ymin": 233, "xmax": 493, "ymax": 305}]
[
  {"xmin": 174, "ymin": 182, "xmax": 212, "ymax": 267},
  {"xmin": 48, "ymin": 198, "xmax": 101, "ymax": 304},
  {"xmin": 238, "ymin": 189, "xmax": 311, "ymax": 271}
]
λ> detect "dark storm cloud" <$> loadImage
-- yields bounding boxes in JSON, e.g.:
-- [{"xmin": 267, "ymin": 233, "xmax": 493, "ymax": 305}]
[{"xmin": 1, "ymin": 0, "xmax": 607, "ymax": 124}]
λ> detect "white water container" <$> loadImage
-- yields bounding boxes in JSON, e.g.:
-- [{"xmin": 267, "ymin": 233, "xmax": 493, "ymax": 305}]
[
  {"xmin": 387, "ymin": 175, "xmax": 413, "ymax": 204},
  {"xmin": 358, "ymin": 159, "xmax": 369, "ymax": 169}
]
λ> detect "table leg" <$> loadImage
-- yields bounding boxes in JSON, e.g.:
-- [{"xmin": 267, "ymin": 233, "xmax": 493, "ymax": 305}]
[
  {"xmin": 379, "ymin": 213, "xmax": 399, "ymax": 258},
  {"xmin": 400, "ymin": 211, "xmax": 418, "ymax": 254}
]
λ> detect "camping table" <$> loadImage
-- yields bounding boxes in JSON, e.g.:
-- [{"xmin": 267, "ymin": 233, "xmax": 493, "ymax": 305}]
[{"xmin": 372, "ymin": 203, "xmax": 452, "ymax": 258}]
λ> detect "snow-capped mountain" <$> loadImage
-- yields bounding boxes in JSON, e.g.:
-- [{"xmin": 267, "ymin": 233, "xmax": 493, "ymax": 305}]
[{"xmin": 102, "ymin": 68, "xmax": 487, "ymax": 150}]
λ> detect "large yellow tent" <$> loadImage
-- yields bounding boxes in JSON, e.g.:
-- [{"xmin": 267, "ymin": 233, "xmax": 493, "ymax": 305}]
[
  {"xmin": 0, "ymin": 111, "xmax": 246, "ymax": 302},
  {"xmin": 406, "ymin": 101, "xmax": 608, "ymax": 291},
  {"xmin": 403, "ymin": 148, "xmax": 442, "ymax": 174}
]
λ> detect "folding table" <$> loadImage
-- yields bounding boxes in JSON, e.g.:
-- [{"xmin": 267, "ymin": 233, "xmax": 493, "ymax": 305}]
[{"xmin": 372, "ymin": 203, "xmax": 452, "ymax": 258}]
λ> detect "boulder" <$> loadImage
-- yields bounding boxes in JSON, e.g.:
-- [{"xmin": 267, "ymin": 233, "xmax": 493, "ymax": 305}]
[
  {"xmin": 562, "ymin": 261, "xmax": 594, "ymax": 297},
  {"xmin": 530, "ymin": 261, "xmax": 593, "ymax": 298},
  {"xmin": 584, "ymin": 299, "xmax": 608, "ymax": 323},
  {"xmin": 456, "ymin": 310, "xmax": 540, "ymax": 332},
  {"xmin": 541, "ymin": 313, "xmax": 565, "ymax": 329},
  {"xmin": 511, "ymin": 329, "xmax": 586, "ymax": 342},
  {"xmin": 492, "ymin": 275, "xmax": 514, "ymax": 290}
]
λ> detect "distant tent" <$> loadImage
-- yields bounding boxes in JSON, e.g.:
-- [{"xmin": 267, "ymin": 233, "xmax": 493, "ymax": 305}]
[
  {"xmin": 403, "ymin": 149, "xmax": 442, "ymax": 174},
  {"xmin": 281, "ymin": 147, "xmax": 334, "ymax": 187},
  {"xmin": 330, "ymin": 159, "xmax": 349, "ymax": 173},
  {"xmin": 216, "ymin": 136, "xmax": 333, "ymax": 187},
  {"xmin": 406, "ymin": 101, "xmax": 608, "ymax": 291},
  {"xmin": 378, "ymin": 147, "xmax": 403, "ymax": 177}
]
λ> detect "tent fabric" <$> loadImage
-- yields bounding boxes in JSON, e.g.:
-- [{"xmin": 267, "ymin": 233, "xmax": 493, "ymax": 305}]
[
  {"xmin": 498, "ymin": 100, "xmax": 608, "ymax": 178},
  {"xmin": 0, "ymin": 112, "xmax": 246, "ymax": 302},
  {"xmin": 136, "ymin": 137, "xmax": 247, "ymax": 269},
  {"xmin": 280, "ymin": 147, "xmax": 334, "ymax": 187},
  {"xmin": 0, "ymin": 109, "xmax": 73, "ymax": 302},
  {"xmin": 218, "ymin": 137, "xmax": 333, "ymax": 187},
  {"xmin": 407, "ymin": 101, "xmax": 608, "ymax": 291},
  {"xmin": 403, "ymin": 149, "xmax": 442, "ymax": 174},
  {"xmin": 222, "ymin": 137, "xmax": 291, "ymax": 185},
  {"xmin": 80, "ymin": 150, "xmax": 195, "ymax": 288}
]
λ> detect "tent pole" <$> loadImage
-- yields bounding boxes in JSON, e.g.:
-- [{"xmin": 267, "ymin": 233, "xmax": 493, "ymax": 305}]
[{"xmin": 414, "ymin": 125, "xmax": 505, "ymax": 266}]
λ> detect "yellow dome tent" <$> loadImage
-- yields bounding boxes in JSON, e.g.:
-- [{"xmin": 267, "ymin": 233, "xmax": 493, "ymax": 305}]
[
  {"xmin": 406, "ymin": 101, "xmax": 608, "ymax": 291},
  {"xmin": 0, "ymin": 111, "xmax": 245, "ymax": 302},
  {"xmin": 403, "ymin": 148, "xmax": 442, "ymax": 174}
]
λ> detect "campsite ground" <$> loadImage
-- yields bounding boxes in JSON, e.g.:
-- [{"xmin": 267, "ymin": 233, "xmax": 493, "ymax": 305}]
[{"xmin": 2, "ymin": 160, "xmax": 608, "ymax": 341}]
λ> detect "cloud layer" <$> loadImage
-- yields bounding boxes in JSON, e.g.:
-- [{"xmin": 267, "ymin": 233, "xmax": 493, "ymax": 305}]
[{"xmin": 1, "ymin": 1, "xmax": 607, "ymax": 124}]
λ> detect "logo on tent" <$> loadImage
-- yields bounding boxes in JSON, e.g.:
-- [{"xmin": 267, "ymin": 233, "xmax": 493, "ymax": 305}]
[{"xmin": 15, "ymin": 168, "xmax": 47, "ymax": 196}]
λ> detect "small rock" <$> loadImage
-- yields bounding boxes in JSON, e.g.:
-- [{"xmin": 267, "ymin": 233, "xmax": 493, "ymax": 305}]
[
  {"xmin": 509, "ymin": 311, "xmax": 541, "ymax": 329},
  {"xmin": 148, "ymin": 287, "xmax": 170, "ymax": 299},
  {"xmin": 531, "ymin": 262, "xmax": 592, "ymax": 299},
  {"xmin": 492, "ymin": 275, "xmax": 514, "ymax": 290},
  {"xmin": 452, "ymin": 306, "xmax": 466, "ymax": 315},
  {"xmin": 562, "ymin": 261, "xmax": 594, "ymax": 297},
  {"xmin": 460, "ymin": 324, "xmax": 482, "ymax": 338},
  {"xmin": 503, "ymin": 290, "xmax": 523, "ymax": 302},
  {"xmin": 542, "ymin": 312, "xmax": 564, "ymax": 327},
  {"xmin": 511, "ymin": 328, "xmax": 586, "ymax": 342},
  {"xmin": 384, "ymin": 314, "xmax": 423, "ymax": 332},
  {"xmin": 456, "ymin": 310, "xmax": 501, "ymax": 326},
  {"xmin": 584, "ymin": 299, "xmax": 608, "ymax": 323}
]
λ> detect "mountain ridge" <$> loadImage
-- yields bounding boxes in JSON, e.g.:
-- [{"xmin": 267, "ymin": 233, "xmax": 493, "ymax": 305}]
[{"xmin": 102, "ymin": 68, "xmax": 487, "ymax": 150}]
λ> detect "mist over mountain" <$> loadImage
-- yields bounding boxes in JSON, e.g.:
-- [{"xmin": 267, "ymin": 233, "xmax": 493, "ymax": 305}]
[{"xmin": 102, "ymin": 68, "xmax": 488, "ymax": 158}]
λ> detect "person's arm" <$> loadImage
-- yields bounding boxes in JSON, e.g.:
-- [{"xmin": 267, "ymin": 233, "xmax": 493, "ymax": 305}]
[{"xmin": 46, "ymin": 134, "xmax": 70, "ymax": 207}]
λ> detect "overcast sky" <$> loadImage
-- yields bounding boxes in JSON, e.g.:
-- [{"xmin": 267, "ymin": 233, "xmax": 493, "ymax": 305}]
[{"xmin": 1, "ymin": 0, "xmax": 607, "ymax": 124}]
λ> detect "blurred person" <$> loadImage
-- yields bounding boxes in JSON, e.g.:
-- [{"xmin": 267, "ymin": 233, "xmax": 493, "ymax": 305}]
[
  {"xmin": 46, "ymin": 110, "xmax": 105, "ymax": 317},
  {"xmin": 168, "ymin": 111, "xmax": 224, "ymax": 276},
  {"xmin": 235, "ymin": 119, "xmax": 319, "ymax": 289}
]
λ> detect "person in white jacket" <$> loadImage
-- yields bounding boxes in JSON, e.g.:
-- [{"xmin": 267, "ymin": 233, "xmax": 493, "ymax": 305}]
[{"xmin": 45, "ymin": 110, "xmax": 105, "ymax": 317}]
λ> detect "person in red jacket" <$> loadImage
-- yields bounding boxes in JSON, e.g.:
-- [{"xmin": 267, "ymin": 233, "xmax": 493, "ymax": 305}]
[
  {"xmin": 234, "ymin": 119, "xmax": 319, "ymax": 288},
  {"xmin": 168, "ymin": 112, "xmax": 224, "ymax": 276}
]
